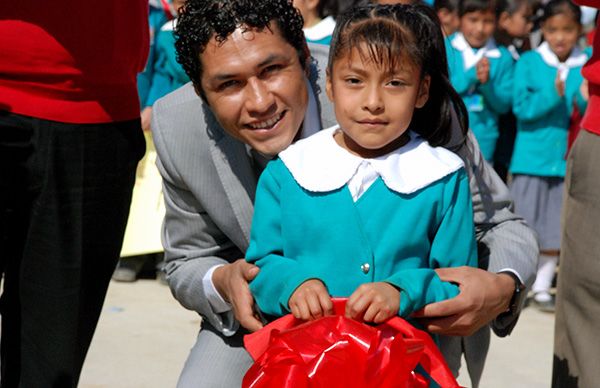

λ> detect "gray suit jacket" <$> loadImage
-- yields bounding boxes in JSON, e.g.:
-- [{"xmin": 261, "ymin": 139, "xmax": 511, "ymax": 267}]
[{"xmin": 152, "ymin": 43, "xmax": 537, "ymax": 381}]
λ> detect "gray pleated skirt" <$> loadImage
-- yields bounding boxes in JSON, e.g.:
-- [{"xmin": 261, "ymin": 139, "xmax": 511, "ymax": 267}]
[{"xmin": 510, "ymin": 174, "xmax": 564, "ymax": 251}]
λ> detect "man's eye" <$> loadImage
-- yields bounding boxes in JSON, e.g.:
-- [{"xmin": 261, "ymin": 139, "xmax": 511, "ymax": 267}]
[
  {"xmin": 218, "ymin": 80, "xmax": 239, "ymax": 91},
  {"xmin": 263, "ymin": 64, "xmax": 282, "ymax": 75}
]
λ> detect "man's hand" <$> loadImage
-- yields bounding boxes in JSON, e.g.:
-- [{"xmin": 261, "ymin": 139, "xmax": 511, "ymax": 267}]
[
  {"xmin": 412, "ymin": 267, "xmax": 514, "ymax": 336},
  {"xmin": 289, "ymin": 279, "xmax": 333, "ymax": 321},
  {"xmin": 212, "ymin": 259, "xmax": 263, "ymax": 332},
  {"xmin": 141, "ymin": 106, "xmax": 153, "ymax": 132},
  {"xmin": 346, "ymin": 282, "xmax": 400, "ymax": 324},
  {"xmin": 476, "ymin": 57, "xmax": 490, "ymax": 84}
]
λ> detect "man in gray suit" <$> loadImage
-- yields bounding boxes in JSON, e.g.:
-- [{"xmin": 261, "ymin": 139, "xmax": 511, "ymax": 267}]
[{"xmin": 152, "ymin": 0, "xmax": 537, "ymax": 386}]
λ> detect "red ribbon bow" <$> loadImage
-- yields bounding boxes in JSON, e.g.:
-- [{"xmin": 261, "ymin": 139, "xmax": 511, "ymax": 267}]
[{"xmin": 243, "ymin": 298, "xmax": 461, "ymax": 388}]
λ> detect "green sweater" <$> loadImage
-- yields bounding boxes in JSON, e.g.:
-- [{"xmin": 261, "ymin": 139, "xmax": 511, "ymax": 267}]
[{"xmin": 246, "ymin": 158, "xmax": 478, "ymax": 318}]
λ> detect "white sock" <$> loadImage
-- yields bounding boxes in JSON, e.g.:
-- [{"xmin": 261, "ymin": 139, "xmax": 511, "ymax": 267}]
[{"xmin": 532, "ymin": 254, "xmax": 558, "ymax": 301}]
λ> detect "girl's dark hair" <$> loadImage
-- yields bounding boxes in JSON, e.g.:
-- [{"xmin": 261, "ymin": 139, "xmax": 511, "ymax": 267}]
[
  {"xmin": 458, "ymin": 0, "xmax": 500, "ymax": 17},
  {"xmin": 434, "ymin": 0, "xmax": 460, "ymax": 13},
  {"xmin": 540, "ymin": 0, "xmax": 581, "ymax": 25},
  {"xmin": 175, "ymin": 0, "xmax": 307, "ymax": 99},
  {"xmin": 328, "ymin": 3, "xmax": 468, "ymax": 147},
  {"xmin": 496, "ymin": 0, "xmax": 532, "ymax": 17},
  {"xmin": 317, "ymin": 0, "xmax": 342, "ymax": 19}
]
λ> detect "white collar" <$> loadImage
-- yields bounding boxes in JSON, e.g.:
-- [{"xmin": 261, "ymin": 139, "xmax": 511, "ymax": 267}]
[
  {"xmin": 536, "ymin": 42, "xmax": 588, "ymax": 81},
  {"xmin": 451, "ymin": 33, "xmax": 501, "ymax": 70},
  {"xmin": 278, "ymin": 126, "xmax": 464, "ymax": 195},
  {"xmin": 303, "ymin": 16, "xmax": 336, "ymax": 42}
]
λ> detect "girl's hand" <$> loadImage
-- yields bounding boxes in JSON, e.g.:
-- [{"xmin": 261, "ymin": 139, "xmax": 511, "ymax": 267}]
[
  {"xmin": 346, "ymin": 282, "xmax": 400, "ymax": 324},
  {"xmin": 580, "ymin": 79, "xmax": 589, "ymax": 101},
  {"xmin": 556, "ymin": 73, "xmax": 565, "ymax": 97},
  {"xmin": 289, "ymin": 279, "xmax": 333, "ymax": 321},
  {"xmin": 476, "ymin": 57, "xmax": 490, "ymax": 84}
]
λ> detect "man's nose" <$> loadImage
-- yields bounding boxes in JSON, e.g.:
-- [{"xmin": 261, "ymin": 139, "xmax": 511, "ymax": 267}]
[{"xmin": 244, "ymin": 78, "xmax": 276, "ymax": 114}]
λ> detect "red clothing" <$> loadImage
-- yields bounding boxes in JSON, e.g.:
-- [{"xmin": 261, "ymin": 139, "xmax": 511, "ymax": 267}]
[
  {"xmin": 575, "ymin": 0, "xmax": 600, "ymax": 134},
  {"xmin": 0, "ymin": 1, "xmax": 149, "ymax": 124}
]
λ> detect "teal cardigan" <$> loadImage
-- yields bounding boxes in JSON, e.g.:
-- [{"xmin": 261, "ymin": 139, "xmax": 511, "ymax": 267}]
[
  {"xmin": 246, "ymin": 158, "xmax": 478, "ymax": 318},
  {"xmin": 446, "ymin": 38, "xmax": 514, "ymax": 161},
  {"xmin": 510, "ymin": 50, "xmax": 588, "ymax": 177}
]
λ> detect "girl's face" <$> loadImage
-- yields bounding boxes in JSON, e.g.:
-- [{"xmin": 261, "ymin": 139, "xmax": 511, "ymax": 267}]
[
  {"xmin": 542, "ymin": 13, "xmax": 581, "ymax": 62},
  {"xmin": 460, "ymin": 10, "xmax": 496, "ymax": 48},
  {"xmin": 498, "ymin": 5, "xmax": 534, "ymax": 39},
  {"xmin": 326, "ymin": 46, "xmax": 430, "ymax": 159}
]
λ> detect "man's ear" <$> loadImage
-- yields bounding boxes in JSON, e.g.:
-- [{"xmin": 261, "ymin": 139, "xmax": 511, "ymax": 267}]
[
  {"xmin": 415, "ymin": 75, "xmax": 430, "ymax": 108},
  {"xmin": 325, "ymin": 70, "xmax": 334, "ymax": 102}
]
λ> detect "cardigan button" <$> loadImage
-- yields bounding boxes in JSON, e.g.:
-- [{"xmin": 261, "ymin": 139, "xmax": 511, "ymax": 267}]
[{"xmin": 361, "ymin": 263, "xmax": 370, "ymax": 274}]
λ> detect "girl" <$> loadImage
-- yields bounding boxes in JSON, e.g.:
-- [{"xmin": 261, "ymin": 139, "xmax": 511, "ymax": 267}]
[
  {"xmin": 445, "ymin": 0, "xmax": 515, "ymax": 162},
  {"xmin": 293, "ymin": 0, "xmax": 339, "ymax": 45},
  {"xmin": 511, "ymin": 0, "xmax": 588, "ymax": 312},
  {"xmin": 246, "ymin": 4, "xmax": 477, "ymax": 336},
  {"xmin": 492, "ymin": 0, "xmax": 535, "ymax": 181}
]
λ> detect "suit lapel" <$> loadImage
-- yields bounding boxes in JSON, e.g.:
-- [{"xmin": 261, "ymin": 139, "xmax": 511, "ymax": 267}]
[{"xmin": 207, "ymin": 117, "xmax": 257, "ymax": 251}]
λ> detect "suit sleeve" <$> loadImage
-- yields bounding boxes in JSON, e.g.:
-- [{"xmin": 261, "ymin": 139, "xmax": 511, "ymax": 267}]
[
  {"xmin": 453, "ymin": 131, "xmax": 539, "ymax": 336},
  {"xmin": 152, "ymin": 98, "xmax": 240, "ymax": 336},
  {"xmin": 384, "ymin": 169, "xmax": 478, "ymax": 317},
  {"xmin": 246, "ymin": 162, "xmax": 326, "ymax": 317}
]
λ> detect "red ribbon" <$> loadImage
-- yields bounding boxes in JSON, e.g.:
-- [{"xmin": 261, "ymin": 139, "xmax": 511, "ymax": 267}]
[{"xmin": 243, "ymin": 298, "xmax": 461, "ymax": 388}]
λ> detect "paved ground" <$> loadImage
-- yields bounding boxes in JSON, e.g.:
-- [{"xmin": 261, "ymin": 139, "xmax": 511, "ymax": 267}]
[{"xmin": 79, "ymin": 279, "xmax": 555, "ymax": 388}]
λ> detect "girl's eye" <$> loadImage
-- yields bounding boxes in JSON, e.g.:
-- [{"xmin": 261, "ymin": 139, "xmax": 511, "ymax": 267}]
[
  {"xmin": 346, "ymin": 78, "xmax": 361, "ymax": 85},
  {"xmin": 388, "ymin": 80, "xmax": 405, "ymax": 87}
]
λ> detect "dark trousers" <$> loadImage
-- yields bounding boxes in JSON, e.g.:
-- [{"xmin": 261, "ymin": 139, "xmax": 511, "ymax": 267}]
[{"xmin": 0, "ymin": 111, "xmax": 145, "ymax": 387}]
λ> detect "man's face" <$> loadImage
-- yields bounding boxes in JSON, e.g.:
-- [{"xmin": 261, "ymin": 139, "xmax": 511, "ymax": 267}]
[
  {"xmin": 460, "ymin": 10, "xmax": 496, "ymax": 49},
  {"xmin": 200, "ymin": 25, "xmax": 309, "ymax": 156}
]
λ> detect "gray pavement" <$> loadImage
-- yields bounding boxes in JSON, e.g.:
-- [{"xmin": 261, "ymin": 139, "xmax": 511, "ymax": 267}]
[{"xmin": 79, "ymin": 279, "xmax": 554, "ymax": 388}]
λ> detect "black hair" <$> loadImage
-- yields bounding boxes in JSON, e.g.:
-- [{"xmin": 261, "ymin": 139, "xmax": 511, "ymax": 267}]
[
  {"xmin": 540, "ymin": 0, "xmax": 581, "ymax": 25},
  {"xmin": 317, "ymin": 0, "xmax": 342, "ymax": 19},
  {"xmin": 434, "ymin": 0, "xmax": 459, "ymax": 13},
  {"xmin": 175, "ymin": 0, "xmax": 307, "ymax": 99},
  {"xmin": 327, "ymin": 3, "xmax": 468, "ymax": 147},
  {"xmin": 458, "ymin": 0, "xmax": 500, "ymax": 17},
  {"xmin": 496, "ymin": 0, "xmax": 532, "ymax": 16}
]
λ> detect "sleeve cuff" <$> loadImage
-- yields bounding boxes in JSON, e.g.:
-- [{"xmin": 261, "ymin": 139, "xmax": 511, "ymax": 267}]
[
  {"xmin": 203, "ymin": 265, "xmax": 232, "ymax": 314},
  {"xmin": 497, "ymin": 268, "xmax": 524, "ymax": 286}
]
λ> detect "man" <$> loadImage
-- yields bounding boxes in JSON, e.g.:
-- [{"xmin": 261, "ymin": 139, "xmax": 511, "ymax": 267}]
[
  {"xmin": 0, "ymin": 1, "xmax": 147, "ymax": 386},
  {"xmin": 152, "ymin": 0, "xmax": 537, "ymax": 386}
]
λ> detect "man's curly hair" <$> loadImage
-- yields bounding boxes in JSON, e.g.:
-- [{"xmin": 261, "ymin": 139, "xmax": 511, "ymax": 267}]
[{"xmin": 175, "ymin": 0, "xmax": 307, "ymax": 99}]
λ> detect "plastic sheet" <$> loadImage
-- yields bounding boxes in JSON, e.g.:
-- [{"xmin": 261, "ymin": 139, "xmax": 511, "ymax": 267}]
[{"xmin": 243, "ymin": 298, "xmax": 460, "ymax": 388}]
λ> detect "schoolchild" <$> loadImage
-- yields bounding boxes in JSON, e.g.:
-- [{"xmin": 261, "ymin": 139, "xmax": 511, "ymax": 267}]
[
  {"xmin": 144, "ymin": 0, "xmax": 189, "ymax": 111},
  {"xmin": 434, "ymin": 0, "xmax": 460, "ymax": 36},
  {"xmin": 246, "ymin": 2, "xmax": 477, "ymax": 359},
  {"xmin": 492, "ymin": 0, "xmax": 535, "ymax": 181},
  {"xmin": 446, "ymin": 0, "xmax": 515, "ymax": 161},
  {"xmin": 511, "ymin": 0, "xmax": 588, "ymax": 311},
  {"xmin": 294, "ymin": 0, "xmax": 340, "ymax": 45}
]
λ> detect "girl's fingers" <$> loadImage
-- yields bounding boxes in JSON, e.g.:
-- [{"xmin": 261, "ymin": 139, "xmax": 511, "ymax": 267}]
[
  {"xmin": 362, "ymin": 301, "xmax": 378, "ymax": 323},
  {"xmin": 346, "ymin": 293, "xmax": 369, "ymax": 320},
  {"xmin": 306, "ymin": 292, "xmax": 324, "ymax": 319},
  {"xmin": 318, "ymin": 292, "xmax": 333, "ymax": 316}
]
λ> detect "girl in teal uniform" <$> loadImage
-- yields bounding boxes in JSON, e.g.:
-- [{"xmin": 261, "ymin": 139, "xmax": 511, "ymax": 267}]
[
  {"xmin": 246, "ymin": 3, "xmax": 477, "ymax": 343},
  {"xmin": 445, "ymin": 0, "xmax": 514, "ymax": 161},
  {"xmin": 510, "ymin": 0, "xmax": 588, "ymax": 311}
]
